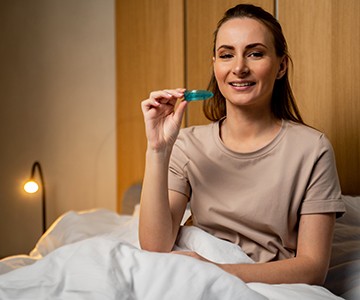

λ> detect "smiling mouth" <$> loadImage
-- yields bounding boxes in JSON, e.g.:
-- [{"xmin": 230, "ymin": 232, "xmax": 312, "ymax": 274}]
[{"xmin": 229, "ymin": 82, "xmax": 256, "ymax": 87}]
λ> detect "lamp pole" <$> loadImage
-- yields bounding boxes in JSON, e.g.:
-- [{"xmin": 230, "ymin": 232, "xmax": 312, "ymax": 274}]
[{"xmin": 30, "ymin": 161, "xmax": 46, "ymax": 234}]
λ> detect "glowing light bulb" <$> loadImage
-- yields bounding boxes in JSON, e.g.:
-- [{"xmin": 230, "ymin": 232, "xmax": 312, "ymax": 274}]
[{"xmin": 24, "ymin": 180, "xmax": 39, "ymax": 193}]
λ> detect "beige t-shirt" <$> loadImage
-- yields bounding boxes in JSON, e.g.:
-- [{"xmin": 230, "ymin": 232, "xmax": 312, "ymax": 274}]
[{"xmin": 168, "ymin": 120, "xmax": 346, "ymax": 263}]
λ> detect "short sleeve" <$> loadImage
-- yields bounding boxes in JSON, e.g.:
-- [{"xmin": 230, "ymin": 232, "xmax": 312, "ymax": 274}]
[{"xmin": 300, "ymin": 135, "xmax": 346, "ymax": 217}]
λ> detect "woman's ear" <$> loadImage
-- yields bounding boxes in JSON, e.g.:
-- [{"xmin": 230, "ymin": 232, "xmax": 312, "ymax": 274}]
[{"xmin": 276, "ymin": 56, "xmax": 288, "ymax": 79}]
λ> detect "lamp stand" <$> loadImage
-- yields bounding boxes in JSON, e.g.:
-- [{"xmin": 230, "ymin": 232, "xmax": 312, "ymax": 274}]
[{"xmin": 30, "ymin": 161, "xmax": 46, "ymax": 234}]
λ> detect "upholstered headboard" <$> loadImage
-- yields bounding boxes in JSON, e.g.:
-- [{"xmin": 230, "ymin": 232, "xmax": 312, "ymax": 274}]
[{"xmin": 121, "ymin": 182, "xmax": 142, "ymax": 215}]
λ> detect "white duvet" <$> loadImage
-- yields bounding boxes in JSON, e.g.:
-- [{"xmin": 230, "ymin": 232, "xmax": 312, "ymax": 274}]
[{"xmin": 0, "ymin": 195, "xmax": 359, "ymax": 300}]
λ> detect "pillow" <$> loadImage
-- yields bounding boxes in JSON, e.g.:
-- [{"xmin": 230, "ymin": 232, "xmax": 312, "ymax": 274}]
[
  {"xmin": 29, "ymin": 209, "xmax": 131, "ymax": 257},
  {"xmin": 325, "ymin": 195, "xmax": 360, "ymax": 298}
]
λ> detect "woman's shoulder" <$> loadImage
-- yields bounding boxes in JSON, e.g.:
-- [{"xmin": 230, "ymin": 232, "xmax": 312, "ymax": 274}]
[
  {"xmin": 284, "ymin": 121, "xmax": 333, "ymax": 151},
  {"xmin": 180, "ymin": 122, "xmax": 214, "ymax": 132},
  {"xmin": 286, "ymin": 121, "xmax": 325, "ymax": 139},
  {"xmin": 178, "ymin": 122, "xmax": 215, "ymax": 140},
  {"xmin": 174, "ymin": 122, "xmax": 218, "ymax": 152}
]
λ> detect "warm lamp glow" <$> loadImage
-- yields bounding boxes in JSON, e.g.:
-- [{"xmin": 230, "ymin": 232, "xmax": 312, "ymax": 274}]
[{"xmin": 24, "ymin": 180, "xmax": 39, "ymax": 193}]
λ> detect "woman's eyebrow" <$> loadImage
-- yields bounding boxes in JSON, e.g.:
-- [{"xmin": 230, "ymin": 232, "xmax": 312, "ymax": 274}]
[
  {"xmin": 216, "ymin": 44, "xmax": 235, "ymax": 52},
  {"xmin": 216, "ymin": 42, "xmax": 268, "ymax": 52},
  {"xmin": 245, "ymin": 42, "xmax": 268, "ymax": 50}
]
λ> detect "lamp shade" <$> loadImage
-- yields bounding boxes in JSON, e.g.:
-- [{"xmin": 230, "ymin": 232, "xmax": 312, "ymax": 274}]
[{"xmin": 24, "ymin": 180, "xmax": 39, "ymax": 194}]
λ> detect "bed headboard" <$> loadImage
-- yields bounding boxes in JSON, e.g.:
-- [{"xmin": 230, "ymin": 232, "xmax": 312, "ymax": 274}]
[{"xmin": 121, "ymin": 182, "xmax": 142, "ymax": 215}]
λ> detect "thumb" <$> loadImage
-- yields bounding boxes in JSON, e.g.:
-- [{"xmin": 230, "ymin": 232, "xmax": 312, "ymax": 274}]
[{"xmin": 173, "ymin": 100, "xmax": 187, "ymax": 126}]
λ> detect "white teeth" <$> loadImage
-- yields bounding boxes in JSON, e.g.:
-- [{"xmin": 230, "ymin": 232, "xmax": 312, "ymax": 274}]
[{"xmin": 231, "ymin": 82, "xmax": 253, "ymax": 87}]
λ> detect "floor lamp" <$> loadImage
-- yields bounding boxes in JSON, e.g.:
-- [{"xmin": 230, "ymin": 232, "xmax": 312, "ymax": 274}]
[{"xmin": 24, "ymin": 161, "xmax": 46, "ymax": 234}]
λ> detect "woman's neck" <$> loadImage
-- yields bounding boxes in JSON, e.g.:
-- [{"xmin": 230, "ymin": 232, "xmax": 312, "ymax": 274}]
[{"xmin": 220, "ymin": 108, "xmax": 282, "ymax": 153}]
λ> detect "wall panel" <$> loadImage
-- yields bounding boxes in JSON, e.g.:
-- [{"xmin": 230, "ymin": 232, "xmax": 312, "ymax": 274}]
[
  {"xmin": 278, "ymin": 0, "xmax": 360, "ymax": 194},
  {"xmin": 116, "ymin": 0, "xmax": 184, "ymax": 211}
]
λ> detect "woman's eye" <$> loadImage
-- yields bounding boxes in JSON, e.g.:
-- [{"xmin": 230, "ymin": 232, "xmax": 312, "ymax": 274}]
[
  {"xmin": 248, "ymin": 51, "xmax": 264, "ymax": 58},
  {"xmin": 219, "ymin": 53, "xmax": 233, "ymax": 59}
]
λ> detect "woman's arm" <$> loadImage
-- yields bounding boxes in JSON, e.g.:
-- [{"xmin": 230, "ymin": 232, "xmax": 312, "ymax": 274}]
[
  {"xmin": 139, "ymin": 89, "xmax": 188, "ymax": 252},
  {"xmin": 175, "ymin": 213, "xmax": 336, "ymax": 285},
  {"xmin": 139, "ymin": 156, "xmax": 188, "ymax": 252}
]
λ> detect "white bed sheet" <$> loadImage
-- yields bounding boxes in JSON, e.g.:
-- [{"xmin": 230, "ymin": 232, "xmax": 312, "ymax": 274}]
[{"xmin": 0, "ymin": 195, "xmax": 358, "ymax": 300}]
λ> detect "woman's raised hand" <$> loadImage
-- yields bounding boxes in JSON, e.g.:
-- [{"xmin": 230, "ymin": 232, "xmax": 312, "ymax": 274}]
[{"xmin": 141, "ymin": 88, "xmax": 187, "ymax": 152}]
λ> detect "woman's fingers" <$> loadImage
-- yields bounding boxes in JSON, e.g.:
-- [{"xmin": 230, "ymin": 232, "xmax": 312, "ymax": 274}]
[
  {"xmin": 142, "ymin": 88, "xmax": 185, "ymax": 113},
  {"xmin": 141, "ymin": 88, "xmax": 187, "ymax": 151},
  {"xmin": 141, "ymin": 97, "xmax": 159, "ymax": 114},
  {"xmin": 152, "ymin": 89, "xmax": 184, "ymax": 104}
]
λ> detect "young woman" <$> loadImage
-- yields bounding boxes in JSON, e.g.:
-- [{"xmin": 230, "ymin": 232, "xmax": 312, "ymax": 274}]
[{"xmin": 139, "ymin": 4, "xmax": 345, "ymax": 285}]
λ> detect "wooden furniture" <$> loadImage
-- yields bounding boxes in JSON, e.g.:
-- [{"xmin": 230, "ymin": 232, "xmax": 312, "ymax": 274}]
[
  {"xmin": 278, "ymin": 0, "xmax": 360, "ymax": 194},
  {"xmin": 116, "ymin": 0, "xmax": 360, "ymax": 211},
  {"xmin": 116, "ymin": 0, "xmax": 185, "ymax": 211}
]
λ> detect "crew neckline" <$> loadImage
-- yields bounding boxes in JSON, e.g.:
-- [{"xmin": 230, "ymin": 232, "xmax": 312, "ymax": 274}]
[{"xmin": 212, "ymin": 118, "xmax": 288, "ymax": 158}]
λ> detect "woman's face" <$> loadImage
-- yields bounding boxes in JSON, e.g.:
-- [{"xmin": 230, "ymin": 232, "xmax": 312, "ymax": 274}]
[{"xmin": 213, "ymin": 17, "xmax": 286, "ymax": 111}]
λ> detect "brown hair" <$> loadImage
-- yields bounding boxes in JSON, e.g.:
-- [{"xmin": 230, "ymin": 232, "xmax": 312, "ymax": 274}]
[{"xmin": 204, "ymin": 4, "xmax": 304, "ymax": 124}]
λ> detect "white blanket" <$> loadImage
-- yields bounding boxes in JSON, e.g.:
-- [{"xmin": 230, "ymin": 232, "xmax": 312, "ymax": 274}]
[
  {"xmin": 0, "ymin": 235, "xmax": 265, "ymax": 300},
  {"xmin": 1, "ymin": 196, "xmax": 359, "ymax": 300}
]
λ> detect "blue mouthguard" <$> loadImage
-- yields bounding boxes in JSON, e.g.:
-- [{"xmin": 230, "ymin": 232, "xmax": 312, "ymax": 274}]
[{"xmin": 184, "ymin": 90, "xmax": 213, "ymax": 101}]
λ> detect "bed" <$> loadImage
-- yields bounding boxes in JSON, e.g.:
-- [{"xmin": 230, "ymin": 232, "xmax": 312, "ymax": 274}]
[{"xmin": 0, "ymin": 190, "xmax": 359, "ymax": 300}]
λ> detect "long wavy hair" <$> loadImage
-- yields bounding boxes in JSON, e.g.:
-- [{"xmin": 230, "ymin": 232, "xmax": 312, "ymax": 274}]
[{"xmin": 204, "ymin": 4, "xmax": 304, "ymax": 124}]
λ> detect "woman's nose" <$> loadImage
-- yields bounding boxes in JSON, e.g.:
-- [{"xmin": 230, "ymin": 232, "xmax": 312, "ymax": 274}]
[{"xmin": 233, "ymin": 57, "xmax": 249, "ymax": 76}]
